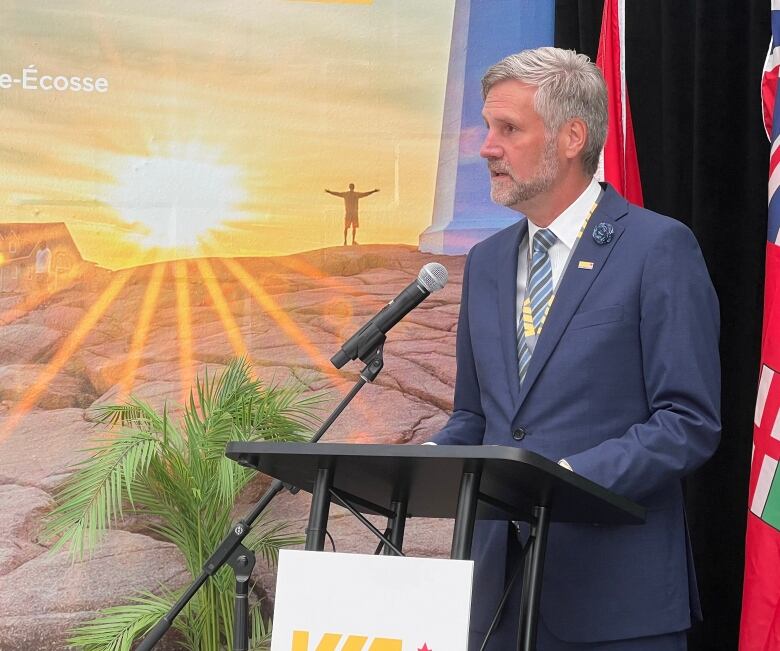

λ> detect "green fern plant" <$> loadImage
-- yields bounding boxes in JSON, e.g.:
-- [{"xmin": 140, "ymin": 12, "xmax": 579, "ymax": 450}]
[{"xmin": 42, "ymin": 358, "xmax": 323, "ymax": 651}]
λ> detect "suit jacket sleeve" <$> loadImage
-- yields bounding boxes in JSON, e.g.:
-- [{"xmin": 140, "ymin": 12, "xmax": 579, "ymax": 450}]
[
  {"xmin": 431, "ymin": 251, "xmax": 486, "ymax": 445},
  {"xmin": 565, "ymin": 223, "xmax": 721, "ymax": 502}
]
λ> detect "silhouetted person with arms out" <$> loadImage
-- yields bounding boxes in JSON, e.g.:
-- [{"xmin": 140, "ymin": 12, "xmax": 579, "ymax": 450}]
[{"xmin": 325, "ymin": 183, "xmax": 379, "ymax": 245}]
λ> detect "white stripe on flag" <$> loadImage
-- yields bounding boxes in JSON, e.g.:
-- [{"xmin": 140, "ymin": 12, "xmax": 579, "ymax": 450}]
[
  {"xmin": 772, "ymin": 47, "xmax": 780, "ymax": 68},
  {"xmin": 772, "ymin": 133, "xmax": 780, "ymax": 159},
  {"xmin": 755, "ymin": 365, "xmax": 775, "ymax": 427},
  {"xmin": 751, "ymin": 454, "xmax": 779, "ymax": 517},
  {"xmin": 596, "ymin": 150, "xmax": 605, "ymax": 183},
  {"xmin": 772, "ymin": 0, "xmax": 780, "ymax": 10},
  {"xmin": 772, "ymin": 407, "xmax": 780, "ymax": 441}
]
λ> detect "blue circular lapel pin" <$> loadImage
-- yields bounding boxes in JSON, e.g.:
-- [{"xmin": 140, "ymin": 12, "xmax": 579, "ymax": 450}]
[{"xmin": 592, "ymin": 222, "xmax": 614, "ymax": 245}]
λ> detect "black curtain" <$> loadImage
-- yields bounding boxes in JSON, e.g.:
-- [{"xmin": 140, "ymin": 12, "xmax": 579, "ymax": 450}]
[{"xmin": 556, "ymin": 2, "xmax": 770, "ymax": 649}]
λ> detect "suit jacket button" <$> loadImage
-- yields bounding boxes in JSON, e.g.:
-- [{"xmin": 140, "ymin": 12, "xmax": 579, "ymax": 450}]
[{"xmin": 512, "ymin": 427, "xmax": 527, "ymax": 441}]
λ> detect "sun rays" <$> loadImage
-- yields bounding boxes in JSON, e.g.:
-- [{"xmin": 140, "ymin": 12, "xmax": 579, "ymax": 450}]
[
  {"xmin": 195, "ymin": 258, "xmax": 249, "ymax": 360},
  {"xmin": 221, "ymin": 257, "xmax": 337, "ymax": 375},
  {"xmin": 0, "ymin": 251, "xmax": 389, "ymax": 443},
  {"xmin": 0, "ymin": 269, "xmax": 135, "ymax": 438},
  {"xmin": 173, "ymin": 260, "xmax": 195, "ymax": 404},
  {"xmin": 117, "ymin": 263, "xmax": 166, "ymax": 398}
]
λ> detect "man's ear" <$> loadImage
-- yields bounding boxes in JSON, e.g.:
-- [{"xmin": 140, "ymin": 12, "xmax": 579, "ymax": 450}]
[{"xmin": 560, "ymin": 117, "xmax": 588, "ymax": 162}]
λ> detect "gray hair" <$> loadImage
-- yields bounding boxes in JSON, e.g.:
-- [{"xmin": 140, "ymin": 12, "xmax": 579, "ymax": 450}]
[{"xmin": 482, "ymin": 47, "xmax": 607, "ymax": 176}]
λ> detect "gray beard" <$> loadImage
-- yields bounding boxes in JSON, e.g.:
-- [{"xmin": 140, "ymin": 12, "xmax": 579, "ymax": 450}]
[{"xmin": 489, "ymin": 139, "xmax": 559, "ymax": 207}]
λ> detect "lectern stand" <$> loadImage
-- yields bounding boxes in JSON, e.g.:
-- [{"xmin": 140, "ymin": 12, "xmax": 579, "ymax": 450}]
[{"xmin": 227, "ymin": 442, "xmax": 645, "ymax": 651}]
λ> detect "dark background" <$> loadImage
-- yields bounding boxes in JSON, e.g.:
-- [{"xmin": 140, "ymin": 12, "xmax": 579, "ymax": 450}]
[{"xmin": 556, "ymin": 1, "xmax": 770, "ymax": 648}]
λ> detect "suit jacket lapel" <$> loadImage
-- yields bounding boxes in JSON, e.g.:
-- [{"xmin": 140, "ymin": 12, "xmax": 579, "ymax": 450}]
[
  {"xmin": 515, "ymin": 185, "xmax": 630, "ymax": 411},
  {"xmin": 497, "ymin": 219, "xmax": 526, "ymax": 408}
]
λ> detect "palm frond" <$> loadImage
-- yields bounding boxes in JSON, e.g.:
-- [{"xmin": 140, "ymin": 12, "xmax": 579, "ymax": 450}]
[
  {"xmin": 212, "ymin": 356, "xmax": 259, "ymax": 405},
  {"xmin": 44, "ymin": 357, "xmax": 323, "ymax": 650},
  {"xmin": 249, "ymin": 603, "xmax": 272, "ymax": 651},
  {"xmin": 91, "ymin": 397, "xmax": 174, "ymax": 432},
  {"xmin": 67, "ymin": 591, "xmax": 177, "ymax": 651},
  {"xmin": 42, "ymin": 430, "xmax": 159, "ymax": 559}
]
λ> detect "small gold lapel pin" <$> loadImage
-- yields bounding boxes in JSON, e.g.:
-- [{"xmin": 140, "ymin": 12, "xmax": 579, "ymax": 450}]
[{"xmin": 578, "ymin": 261, "xmax": 594, "ymax": 270}]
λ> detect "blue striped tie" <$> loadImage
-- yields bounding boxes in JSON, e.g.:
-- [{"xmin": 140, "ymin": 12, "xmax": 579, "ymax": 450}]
[{"xmin": 517, "ymin": 229, "xmax": 557, "ymax": 384}]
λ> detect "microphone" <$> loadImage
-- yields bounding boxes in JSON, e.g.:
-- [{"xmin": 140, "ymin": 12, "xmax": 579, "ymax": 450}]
[{"xmin": 330, "ymin": 262, "xmax": 448, "ymax": 368}]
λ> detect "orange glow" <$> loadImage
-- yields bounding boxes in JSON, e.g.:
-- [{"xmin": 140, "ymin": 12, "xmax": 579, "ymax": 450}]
[
  {"xmin": 0, "ymin": 269, "xmax": 135, "ymax": 440},
  {"xmin": 0, "ymin": 226, "xmax": 67, "ymax": 252},
  {"xmin": 194, "ymin": 258, "xmax": 249, "ymax": 359},
  {"xmin": 221, "ymin": 258, "xmax": 338, "ymax": 377},
  {"xmin": 173, "ymin": 261, "xmax": 194, "ymax": 404},
  {"xmin": 274, "ymin": 256, "xmax": 329, "ymax": 281},
  {"xmin": 221, "ymin": 258, "xmax": 386, "ymax": 442},
  {"xmin": 117, "ymin": 263, "xmax": 166, "ymax": 398},
  {"xmin": 275, "ymin": 256, "xmax": 387, "ymax": 334},
  {"xmin": 0, "ymin": 4, "xmax": 456, "ymax": 269},
  {"xmin": 222, "ymin": 259, "xmax": 380, "ymax": 423},
  {"xmin": 277, "ymin": 256, "xmax": 383, "ymax": 302},
  {"xmin": 0, "ymin": 269, "xmax": 82, "ymax": 326}
]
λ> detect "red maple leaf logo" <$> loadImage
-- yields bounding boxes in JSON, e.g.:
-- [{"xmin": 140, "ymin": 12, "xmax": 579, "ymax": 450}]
[{"xmin": 418, "ymin": 645, "xmax": 432, "ymax": 651}]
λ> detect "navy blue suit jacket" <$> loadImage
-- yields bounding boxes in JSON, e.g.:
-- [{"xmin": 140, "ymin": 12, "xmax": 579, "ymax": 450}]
[{"xmin": 432, "ymin": 184, "xmax": 721, "ymax": 643}]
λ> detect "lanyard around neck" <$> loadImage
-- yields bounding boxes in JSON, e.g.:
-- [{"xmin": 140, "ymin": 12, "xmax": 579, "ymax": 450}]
[{"xmin": 521, "ymin": 199, "xmax": 600, "ymax": 338}]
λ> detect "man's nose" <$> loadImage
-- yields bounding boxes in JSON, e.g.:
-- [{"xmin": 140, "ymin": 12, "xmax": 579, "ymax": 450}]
[{"xmin": 480, "ymin": 132, "xmax": 502, "ymax": 159}]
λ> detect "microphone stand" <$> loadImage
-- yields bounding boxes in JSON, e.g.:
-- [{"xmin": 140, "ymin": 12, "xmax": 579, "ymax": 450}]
[{"xmin": 137, "ymin": 340, "xmax": 386, "ymax": 651}]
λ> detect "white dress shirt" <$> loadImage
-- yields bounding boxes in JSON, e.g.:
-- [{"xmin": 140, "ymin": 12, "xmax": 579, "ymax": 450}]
[{"xmin": 516, "ymin": 178, "xmax": 601, "ymax": 330}]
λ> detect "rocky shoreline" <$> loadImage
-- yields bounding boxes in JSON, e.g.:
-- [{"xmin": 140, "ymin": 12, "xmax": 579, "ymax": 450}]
[{"xmin": 0, "ymin": 244, "xmax": 464, "ymax": 649}]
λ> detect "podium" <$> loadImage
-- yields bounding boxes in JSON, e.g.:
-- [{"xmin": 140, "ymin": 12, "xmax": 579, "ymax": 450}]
[{"xmin": 226, "ymin": 442, "xmax": 645, "ymax": 650}]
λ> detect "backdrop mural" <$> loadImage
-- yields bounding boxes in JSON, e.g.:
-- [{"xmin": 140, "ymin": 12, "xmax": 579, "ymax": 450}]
[{"xmin": 0, "ymin": 1, "xmax": 551, "ymax": 648}]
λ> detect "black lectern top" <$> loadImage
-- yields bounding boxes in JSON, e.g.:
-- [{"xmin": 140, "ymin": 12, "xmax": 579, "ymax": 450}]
[{"xmin": 226, "ymin": 443, "xmax": 644, "ymax": 526}]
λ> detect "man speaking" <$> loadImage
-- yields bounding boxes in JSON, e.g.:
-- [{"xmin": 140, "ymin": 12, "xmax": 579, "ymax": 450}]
[{"xmin": 428, "ymin": 47, "xmax": 721, "ymax": 650}]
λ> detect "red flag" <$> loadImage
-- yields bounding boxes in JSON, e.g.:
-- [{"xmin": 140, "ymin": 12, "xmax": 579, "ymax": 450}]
[
  {"xmin": 595, "ymin": 0, "xmax": 644, "ymax": 206},
  {"xmin": 739, "ymin": 12, "xmax": 780, "ymax": 648}
]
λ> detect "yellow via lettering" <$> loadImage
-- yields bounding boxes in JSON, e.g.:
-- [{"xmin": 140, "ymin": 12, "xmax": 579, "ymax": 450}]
[
  {"xmin": 291, "ymin": 631, "xmax": 403, "ymax": 651},
  {"xmin": 366, "ymin": 638, "xmax": 403, "ymax": 651},
  {"xmin": 341, "ymin": 635, "xmax": 369, "ymax": 650},
  {"xmin": 291, "ymin": 631, "xmax": 341, "ymax": 651}
]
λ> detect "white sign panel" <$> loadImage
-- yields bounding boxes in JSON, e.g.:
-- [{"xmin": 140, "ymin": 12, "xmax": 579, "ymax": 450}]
[{"xmin": 270, "ymin": 550, "xmax": 473, "ymax": 651}]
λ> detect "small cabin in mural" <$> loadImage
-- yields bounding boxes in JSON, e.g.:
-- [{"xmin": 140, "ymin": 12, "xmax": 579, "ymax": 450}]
[{"xmin": 0, "ymin": 222, "xmax": 89, "ymax": 293}]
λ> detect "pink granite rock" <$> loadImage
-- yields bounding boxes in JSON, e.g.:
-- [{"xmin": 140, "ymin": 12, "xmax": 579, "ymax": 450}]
[
  {"xmin": 0, "ymin": 530, "xmax": 189, "ymax": 651},
  {"xmin": 22, "ymin": 305, "xmax": 88, "ymax": 332},
  {"xmin": 0, "ymin": 484, "xmax": 51, "ymax": 574},
  {"xmin": 0, "ymin": 245, "xmax": 467, "ymax": 649},
  {"xmin": 0, "ymin": 408, "xmax": 100, "ymax": 490},
  {"xmin": 0, "ymin": 364, "xmax": 95, "ymax": 409},
  {"xmin": 87, "ymin": 380, "xmax": 186, "ymax": 421},
  {"xmin": 0, "ymin": 324, "xmax": 64, "ymax": 364}
]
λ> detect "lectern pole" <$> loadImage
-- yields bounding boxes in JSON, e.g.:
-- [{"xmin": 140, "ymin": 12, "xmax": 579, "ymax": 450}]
[
  {"xmin": 451, "ymin": 470, "xmax": 481, "ymax": 560},
  {"xmin": 381, "ymin": 500, "xmax": 407, "ymax": 556},
  {"xmin": 517, "ymin": 504, "xmax": 551, "ymax": 651},
  {"xmin": 305, "ymin": 467, "xmax": 334, "ymax": 550}
]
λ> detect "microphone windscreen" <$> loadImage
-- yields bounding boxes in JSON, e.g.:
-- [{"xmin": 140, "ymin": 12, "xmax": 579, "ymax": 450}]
[{"xmin": 418, "ymin": 262, "xmax": 448, "ymax": 292}]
